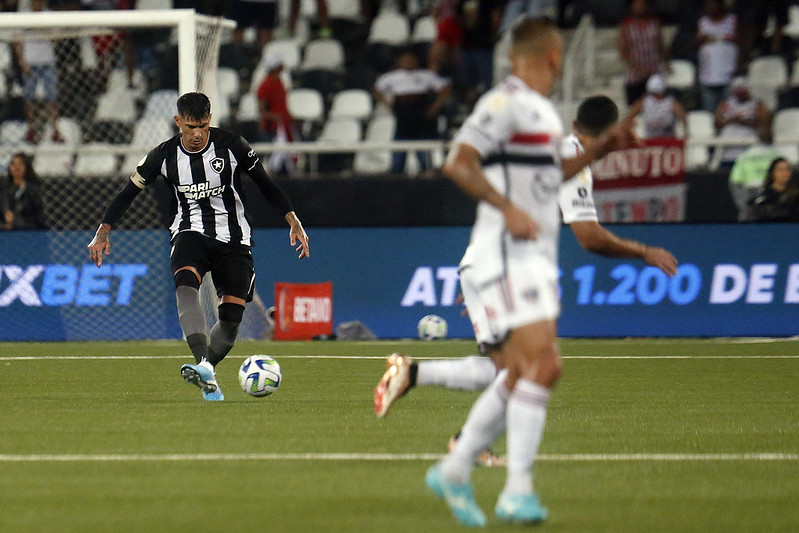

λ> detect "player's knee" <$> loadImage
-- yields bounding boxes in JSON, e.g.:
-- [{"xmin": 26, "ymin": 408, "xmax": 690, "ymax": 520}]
[
  {"xmin": 174, "ymin": 269, "xmax": 200, "ymax": 290},
  {"xmin": 218, "ymin": 302, "xmax": 244, "ymax": 324}
]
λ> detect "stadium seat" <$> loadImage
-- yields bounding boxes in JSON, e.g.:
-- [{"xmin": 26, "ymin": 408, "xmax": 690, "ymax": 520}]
[
  {"xmin": 772, "ymin": 108, "xmax": 799, "ymax": 143},
  {"xmin": 328, "ymin": 89, "xmax": 372, "ymax": 121},
  {"xmin": 327, "ymin": 0, "xmax": 360, "ymax": 20},
  {"xmin": 217, "ymin": 67, "xmax": 241, "ymax": 105},
  {"xmin": 317, "ymin": 117, "xmax": 362, "ymax": 172},
  {"xmin": 685, "ymin": 110, "xmax": 716, "ymax": 170},
  {"xmin": 368, "ymin": 12, "xmax": 410, "ymax": 46},
  {"xmin": 73, "ymin": 143, "xmax": 120, "ymax": 177},
  {"xmin": 0, "ymin": 42, "xmax": 13, "ymax": 72},
  {"xmin": 411, "ymin": 16, "xmax": 437, "ymax": 44},
  {"xmin": 33, "ymin": 149, "xmax": 74, "ymax": 178},
  {"xmin": 0, "ymin": 120, "xmax": 27, "ymax": 145},
  {"xmin": 143, "ymin": 89, "xmax": 180, "ymax": 120},
  {"xmin": 747, "ymin": 56, "xmax": 787, "ymax": 110},
  {"xmin": 301, "ymin": 39, "xmax": 345, "ymax": 71},
  {"xmin": 135, "ymin": 0, "xmax": 172, "ymax": 8},
  {"xmin": 776, "ymin": 143, "xmax": 799, "ymax": 164},
  {"xmin": 353, "ymin": 115, "xmax": 395, "ymax": 174},
  {"xmin": 668, "ymin": 60, "xmax": 696, "ymax": 91},
  {"xmin": 95, "ymin": 90, "xmax": 137, "ymax": 123},
  {"xmin": 318, "ymin": 117, "xmax": 362, "ymax": 142},
  {"xmin": 106, "ymin": 67, "xmax": 147, "ymax": 99},
  {"xmin": 261, "ymin": 39, "xmax": 302, "ymax": 72},
  {"xmin": 130, "ymin": 117, "xmax": 173, "ymax": 148},
  {"xmin": 236, "ymin": 92, "xmax": 260, "ymax": 122},
  {"xmin": 41, "ymin": 118, "xmax": 82, "ymax": 148},
  {"xmin": 287, "ymin": 88, "xmax": 325, "ymax": 138}
]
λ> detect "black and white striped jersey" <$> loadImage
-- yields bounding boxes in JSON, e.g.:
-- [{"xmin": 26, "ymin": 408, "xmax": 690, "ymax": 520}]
[{"xmin": 133, "ymin": 128, "xmax": 289, "ymax": 247}]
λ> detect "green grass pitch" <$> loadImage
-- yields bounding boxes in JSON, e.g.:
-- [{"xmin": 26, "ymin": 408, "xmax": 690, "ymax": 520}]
[{"xmin": 1, "ymin": 338, "xmax": 798, "ymax": 532}]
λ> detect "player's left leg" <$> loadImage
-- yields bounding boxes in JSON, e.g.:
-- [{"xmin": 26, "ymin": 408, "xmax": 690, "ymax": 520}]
[
  {"xmin": 495, "ymin": 319, "xmax": 560, "ymax": 524},
  {"xmin": 207, "ymin": 297, "xmax": 245, "ymax": 367}
]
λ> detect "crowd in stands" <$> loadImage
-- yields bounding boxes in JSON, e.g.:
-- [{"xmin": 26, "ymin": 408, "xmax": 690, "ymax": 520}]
[{"xmin": 0, "ymin": 0, "xmax": 797, "ymax": 226}]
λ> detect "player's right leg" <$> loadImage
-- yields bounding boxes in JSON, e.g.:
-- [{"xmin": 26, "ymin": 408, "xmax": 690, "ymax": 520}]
[
  {"xmin": 374, "ymin": 354, "xmax": 497, "ymax": 417},
  {"xmin": 171, "ymin": 232, "xmax": 223, "ymax": 401}
]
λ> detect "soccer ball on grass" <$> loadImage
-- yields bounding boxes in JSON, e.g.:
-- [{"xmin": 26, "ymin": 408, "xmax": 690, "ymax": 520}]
[
  {"xmin": 239, "ymin": 355, "xmax": 282, "ymax": 397},
  {"xmin": 417, "ymin": 314, "xmax": 448, "ymax": 340}
]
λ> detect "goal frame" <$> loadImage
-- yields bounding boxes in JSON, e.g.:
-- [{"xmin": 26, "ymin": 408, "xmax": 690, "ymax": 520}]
[{"xmin": 0, "ymin": 9, "xmax": 235, "ymax": 117}]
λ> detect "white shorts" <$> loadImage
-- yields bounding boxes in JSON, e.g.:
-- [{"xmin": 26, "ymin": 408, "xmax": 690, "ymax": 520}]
[{"xmin": 460, "ymin": 252, "xmax": 560, "ymax": 346}]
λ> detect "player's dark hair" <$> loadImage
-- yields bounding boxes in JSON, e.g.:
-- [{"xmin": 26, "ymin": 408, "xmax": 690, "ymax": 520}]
[
  {"xmin": 176, "ymin": 92, "xmax": 211, "ymax": 120},
  {"xmin": 575, "ymin": 95, "xmax": 619, "ymax": 137},
  {"xmin": 6, "ymin": 151, "xmax": 39, "ymax": 186},
  {"xmin": 763, "ymin": 157, "xmax": 789, "ymax": 190}
]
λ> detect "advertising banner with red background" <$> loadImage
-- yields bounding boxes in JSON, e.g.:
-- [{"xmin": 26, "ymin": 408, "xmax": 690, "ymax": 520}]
[
  {"xmin": 590, "ymin": 138, "xmax": 686, "ymax": 222},
  {"xmin": 273, "ymin": 282, "xmax": 333, "ymax": 340}
]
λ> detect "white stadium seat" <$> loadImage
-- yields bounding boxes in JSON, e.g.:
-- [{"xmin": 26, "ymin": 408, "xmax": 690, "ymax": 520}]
[
  {"xmin": 287, "ymin": 88, "xmax": 325, "ymax": 122},
  {"xmin": 368, "ymin": 12, "xmax": 410, "ymax": 45},
  {"xmin": 328, "ymin": 89, "xmax": 373, "ymax": 121},
  {"xmin": 668, "ymin": 60, "xmax": 695, "ymax": 91},
  {"xmin": 302, "ymin": 39, "xmax": 344, "ymax": 71},
  {"xmin": 95, "ymin": 90, "xmax": 137, "ymax": 123},
  {"xmin": 143, "ymin": 89, "xmax": 180, "ymax": 120},
  {"xmin": 318, "ymin": 117, "xmax": 362, "ymax": 143},
  {"xmin": 74, "ymin": 144, "xmax": 120, "ymax": 177}
]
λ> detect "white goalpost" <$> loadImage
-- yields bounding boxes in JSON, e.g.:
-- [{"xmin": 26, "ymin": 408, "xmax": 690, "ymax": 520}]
[{"xmin": 0, "ymin": 9, "xmax": 272, "ymax": 340}]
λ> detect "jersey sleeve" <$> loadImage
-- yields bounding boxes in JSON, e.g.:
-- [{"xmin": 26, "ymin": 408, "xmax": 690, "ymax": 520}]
[
  {"xmin": 559, "ymin": 136, "xmax": 599, "ymax": 223},
  {"xmin": 452, "ymin": 90, "xmax": 515, "ymax": 157},
  {"xmin": 232, "ymin": 134, "xmax": 262, "ymax": 174},
  {"xmin": 131, "ymin": 143, "xmax": 166, "ymax": 188}
]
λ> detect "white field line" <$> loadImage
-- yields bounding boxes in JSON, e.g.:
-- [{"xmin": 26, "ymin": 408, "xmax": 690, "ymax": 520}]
[
  {"xmin": 1, "ymin": 355, "xmax": 799, "ymax": 361},
  {"xmin": 0, "ymin": 452, "xmax": 797, "ymax": 463}
]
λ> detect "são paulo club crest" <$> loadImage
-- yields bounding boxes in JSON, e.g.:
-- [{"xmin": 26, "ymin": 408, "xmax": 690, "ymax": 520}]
[{"xmin": 209, "ymin": 157, "xmax": 225, "ymax": 173}]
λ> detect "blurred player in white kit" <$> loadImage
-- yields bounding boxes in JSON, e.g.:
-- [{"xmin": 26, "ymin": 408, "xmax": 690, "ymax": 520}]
[{"xmin": 413, "ymin": 18, "xmax": 642, "ymax": 527}]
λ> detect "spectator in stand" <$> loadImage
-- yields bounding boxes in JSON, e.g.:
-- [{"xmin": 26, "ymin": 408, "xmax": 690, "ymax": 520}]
[
  {"xmin": 727, "ymin": 143, "xmax": 782, "ymax": 221},
  {"xmin": 13, "ymin": 0, "xmax": 64, "ymax": 144},
  {"xmin": 749, "ymin": 157, "xmax": 799, "ymax": 221},
  {"xmin": 288, "ymin": 0, "xmax": 331, "ymax": 38},
  {"xmin": 499, "ymin": 0, "xmax": 556, "ymax": 34},
  {"xmin": 456, "ymin": 0, "xmax": 503, "ymax": 106},
  {"xmin": 734, "ymin": 0, "xmax": 790, "ymax": 75},
  {"xmin": 697, "ymin": 0, "xmax": 738, "ymax": 112},
  {"xmin": 4, "ymin": 152, "xmax": 48, "ymax": 230},
  {"xmin": 715, "ymin": 76, "xmax": 772, "ymax": 167},
  {"xmin": 626, "ymin": 74, "xmax": 687, "ymax": 139},
  {"xmin": 373, "ymin": 48, "xmax": 451, "ymax": 175},
  {"xmin": 256, "ymin": 52, "xmax": 296, "ymax": 175},
  {"xmin": 428, "ymin": 0, "xmax": 462, "ymax": 77},
  {"xmin": 229, "ymin": 0, "xmax": 280, "ymax": 53},
  {"xmin": 617, "ymin": 0, "xmax": 668, "ymax": 106}
]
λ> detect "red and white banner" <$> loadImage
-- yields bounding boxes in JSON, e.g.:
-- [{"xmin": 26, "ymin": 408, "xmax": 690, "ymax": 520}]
[
  {"xmin": 589, "ymin": 138, "xmax": 686, "ymax": 222},
  {"xmin": 273, "ymin": 282, "xmax": 333, "ymax": 340}
]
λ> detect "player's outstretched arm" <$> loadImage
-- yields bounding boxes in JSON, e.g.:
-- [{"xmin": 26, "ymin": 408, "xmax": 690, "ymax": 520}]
[
  {"xmin": 285, "ymin": 211, "xmax": 309, "ymax": 259},
  {"xmin": 443, "ymin": 143, "xmax": 540, "ymax": 240},
  {"xmin": 569, "ymin": 220, "xmax": 678, "ymax": 276},
  {"xmin": 87, "ymin": 178, "xmax": 143, "ymax": 267}
]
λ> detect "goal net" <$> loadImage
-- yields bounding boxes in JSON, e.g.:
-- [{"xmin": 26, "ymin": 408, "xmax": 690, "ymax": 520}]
[{"xmin": 0, "ymin": 9, "xmax": 270, "ymax": 340}]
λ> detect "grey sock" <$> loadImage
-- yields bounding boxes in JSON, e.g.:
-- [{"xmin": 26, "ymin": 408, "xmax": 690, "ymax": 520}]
[
  {"xmin": 207, "ymin": 320, "xmax": 240, "ymax": 367},
  {"xmin": 176, "ymin": 285, "xmax": 208, "ymax": 364}
]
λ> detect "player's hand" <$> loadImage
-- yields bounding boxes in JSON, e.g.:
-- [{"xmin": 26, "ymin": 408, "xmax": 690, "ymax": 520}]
[
  {"xmin": 87, "ymin": 224, "xmax": 111, "ymax": 267},
  {"xmin": 502, "ymin": 204, "xmax": 539, "ymax": 241},
  {"xmin": 289, "ymin": 222, "xmax": 310, "ymax": 259},
  {"xmin": 643, "ymin": 246, "xmax": 678, "ymax": 277}
]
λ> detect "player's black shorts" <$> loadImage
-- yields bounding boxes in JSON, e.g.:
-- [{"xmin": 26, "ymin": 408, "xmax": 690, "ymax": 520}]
[
  {"xmin": 171, "ymin": 231, "xmax": 255, "ymax": 303},
  {"xmin": 229, "ymin": 0, "xmax": 278, "ymax": 30}
]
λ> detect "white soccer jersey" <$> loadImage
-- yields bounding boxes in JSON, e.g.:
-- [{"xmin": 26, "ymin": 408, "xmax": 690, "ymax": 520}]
[
  {"xmin": 559, "ymin": 134, "xmax": 599, "ymax": 224},
  {"xmin": 454, "ymin": 75, "xmax": 564, "ymax": 279}
]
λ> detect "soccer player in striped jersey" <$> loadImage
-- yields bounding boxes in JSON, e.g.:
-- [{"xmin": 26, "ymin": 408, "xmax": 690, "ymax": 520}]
[
  {"xmin": 419, "ymin": 19, "xmax": 638, "ymax": 527},
  {"xmin": 88, "ymin": 92, "xmax": 309, "ymax": 401}
]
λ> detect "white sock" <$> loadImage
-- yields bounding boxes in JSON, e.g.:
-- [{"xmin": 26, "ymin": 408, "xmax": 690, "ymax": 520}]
[
  {"xmin": 417, "ymin": 356, "xmax": 497, "ymax": 391},
  {"xmin": 442, "ymin": 369, "xmax": 509, "ymax": 483},
  {"xmin": 503, "ymin": 378, "xmax": 550, "ymax": 497}
]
